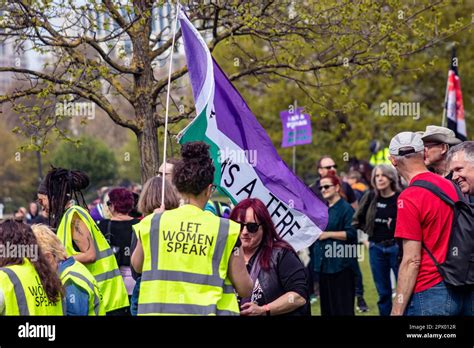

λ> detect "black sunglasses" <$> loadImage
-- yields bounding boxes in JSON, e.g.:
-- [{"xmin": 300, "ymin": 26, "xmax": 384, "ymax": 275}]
[
  {"xmin": 320, "ymin": 164, "xmax": 337, "ymax": 170},
  {"xmin": 319, "ymin": 184, "xmax": 335, "ymax": 191},
  {"xmin": 239, "ymin": 222, "xmax": 261, "ymax": 233}
]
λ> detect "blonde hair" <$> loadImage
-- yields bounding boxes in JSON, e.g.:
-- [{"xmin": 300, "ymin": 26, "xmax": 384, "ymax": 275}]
[
  {"xmin": 138, "ymin": 176, "xmax": 180, "ymax": 215},
  {"xmin": 31, "ymin": 224, "xmax": 67, "ymax": 260}
]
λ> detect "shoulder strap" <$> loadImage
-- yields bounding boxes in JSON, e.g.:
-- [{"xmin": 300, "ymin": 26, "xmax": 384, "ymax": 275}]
[
  {"xmin": 410, "ymin": 180, "xmax": 455, "ymax": 207},
  {"xmin": 410, "ymin": 180, "xmax": 458, "ymax": 276}
]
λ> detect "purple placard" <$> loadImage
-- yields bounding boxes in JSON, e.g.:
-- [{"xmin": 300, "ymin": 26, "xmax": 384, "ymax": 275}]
[{"xmin": 280, "ymin": 107, "xmax": 313, "ymax": 148}]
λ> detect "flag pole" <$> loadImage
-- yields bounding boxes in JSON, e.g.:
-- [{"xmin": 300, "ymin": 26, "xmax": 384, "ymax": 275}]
[
  {"xmin": 442, "ymin": 45, "xmax": 455, "ymax": 128},
  {"xmin": 441, "ymin": 79, "xmax": 449, "ymax": 127},
  {"xmin": 161, "ymin": 2, "xmax": 181, "ymax": 208}
]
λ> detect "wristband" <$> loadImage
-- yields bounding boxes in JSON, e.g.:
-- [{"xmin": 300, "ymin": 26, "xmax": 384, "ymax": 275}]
[{"xmin": 263, "ymin": 304, "xmax": 271, "ymax": 316}]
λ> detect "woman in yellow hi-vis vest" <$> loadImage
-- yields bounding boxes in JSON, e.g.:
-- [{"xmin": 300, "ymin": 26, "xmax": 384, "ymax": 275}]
[
  {"xmin": 0, "ymin": 220, "xmax": 65, "ymax": 315},
  {"xmin": 132, "ymin": 141, "xmax": 252, "ymax": 315},
  {"xmin": 37, "ymin": 167, "xmax": 128, "ymax": 314},
  {"xmin": 32, "ymin": 224, "xmax": 105, "ymax": 316}
]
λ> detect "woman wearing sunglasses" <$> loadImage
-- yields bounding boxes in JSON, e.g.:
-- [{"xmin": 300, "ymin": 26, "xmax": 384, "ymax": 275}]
[
  {"xmin": 313, "ymin": 171, "xmax": 358, "ymax": 316},
  {"xmin": 230, "ymin": 198, "xmax": 310, "ymax": 316}
]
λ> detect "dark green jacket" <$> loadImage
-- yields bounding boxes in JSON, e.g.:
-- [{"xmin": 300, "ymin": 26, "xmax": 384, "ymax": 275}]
[{"xmin": 313, "ymin": 198, "xmax": 357, "ymax": 274}]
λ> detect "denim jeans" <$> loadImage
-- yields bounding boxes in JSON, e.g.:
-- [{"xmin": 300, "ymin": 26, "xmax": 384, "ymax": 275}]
[
  {"xmin": 405, "ymin": 281, "xmax": 466, "ymax": 316},
  {"xmin": 130, "ymin": 276, "xmax": 141, "ymax": 316},
  {"xmin": 462, "ymin": 288, "xmax": 474, "ymax": 316},
  {"xmin": 369, "ymin": 241, "xmax": 399, "ymax": 316}
]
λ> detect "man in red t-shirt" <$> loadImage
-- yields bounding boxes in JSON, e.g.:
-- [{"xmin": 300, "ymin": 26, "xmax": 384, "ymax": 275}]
[{"xmin": 389, "ymin": 132, "xmax": 463, "ymax": 316}]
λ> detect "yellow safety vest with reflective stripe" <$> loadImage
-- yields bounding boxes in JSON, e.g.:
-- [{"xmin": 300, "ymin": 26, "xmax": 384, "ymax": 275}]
[
  {"xmin": 370, "ymin": 147, "xmax": 391, "ymax": 166},
  {"xmin": 135, "ymin": 204, "xmax": 240, "ymax": 316},
  {"xmin": 0, "ymin": 258, "xmax": 64, "ymax": 316},
  {"xmin": 56, "ymin": 205, "xmax": 129, "ymax": 313},
  {"xmin": 60, "ymin": 257, "xmax": 105, "ymax": 316}
]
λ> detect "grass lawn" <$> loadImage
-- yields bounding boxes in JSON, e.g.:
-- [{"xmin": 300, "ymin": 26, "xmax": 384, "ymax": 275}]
[{"xmin": 310, "ymin": 244, "xmax": 381, "ymax": 316}]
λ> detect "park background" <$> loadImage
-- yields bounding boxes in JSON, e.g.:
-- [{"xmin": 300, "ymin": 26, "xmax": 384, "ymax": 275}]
[{"xmin": 0, "ymin": 0, "xmax": 473, "ymax": 316}]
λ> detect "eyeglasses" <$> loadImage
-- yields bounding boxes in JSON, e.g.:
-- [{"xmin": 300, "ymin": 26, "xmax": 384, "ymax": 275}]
[
  {"xmin": 319, "ymin": 184, "xmax": 335, "ymax": 191},
  {"xmin": 211, "ymin": 184, "xmax": 217, "ymax": 193},
  {"xmin": 424, "ymin": 142, "xmax": 442, "ymax": 149},
  {"xmin": 239, "ymin": 222, "xmax": 261, "ymax": 233},
  {"xmin": 320, "ymin": 164, "xmax": 337, "ymax": 170}
]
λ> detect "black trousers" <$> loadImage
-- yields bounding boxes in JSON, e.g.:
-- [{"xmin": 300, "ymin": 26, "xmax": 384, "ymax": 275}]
[{"xmin": 320, "ymin": 267, "xmax": 355, "ymax": 316}]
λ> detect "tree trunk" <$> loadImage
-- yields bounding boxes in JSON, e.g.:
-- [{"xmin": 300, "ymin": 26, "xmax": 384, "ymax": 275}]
[
  {"xmin": 136, "ymin": 119, "xmax": 159, "ymax": 185},
  {"xmin": 132, "ymin": 1, "xmax": 158, "ymax": 185}
]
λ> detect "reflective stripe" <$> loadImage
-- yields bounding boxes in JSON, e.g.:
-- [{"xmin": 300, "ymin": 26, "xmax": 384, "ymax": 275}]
[
  {"xmin": 212, "ymin": 218, "xmax": 229, "ymax": 276},
  {"xmin": 142, "ymin": 269, "xmax": 223, "ymax": 287},
  {"xmin": 223, "ymin": 284, "xmax": 235, "ymax": 294},
  {"xmin": 150, "ymin": 213, "xmax": 163, "ymax": 270},
  {"xmin": 94, "ymin": 268, "xmax": 121, "ymax": 282},
  {"xmin": 139, "ymin": 302, "xmax": 216, "ymax": 315},
  {"xmin": 96, "ymin": 248, "xmax": 114, "ymax": 259},
  {"xmin": 68, "ymin": 271, "xmax": 100, "ymax": 315},
  {"xmin": 0, "ymin": 268, "xmax": 30, "ymax": 315},
  {"xmin": 62, "ymin": 208, "xmax": 75, "ymax": 246},
  {"xmin": 217, "ymin": 309, "xmax": 238, "ymax": 316}
]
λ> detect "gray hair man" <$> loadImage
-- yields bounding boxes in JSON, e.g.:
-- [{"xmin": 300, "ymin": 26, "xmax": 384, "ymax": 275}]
[
  {"xmin": 448, "ymin": 141, "xmax": 474, "ymax": 197},
  {"xmin": 421, "ymin": 125, "xmax": 461, "ymax": 178}
]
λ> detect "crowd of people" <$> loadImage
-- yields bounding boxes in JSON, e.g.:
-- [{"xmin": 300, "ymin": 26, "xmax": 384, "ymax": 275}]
[{"xmin": 0, "ymin": 124, "xmax": 473, "ymax": 316}]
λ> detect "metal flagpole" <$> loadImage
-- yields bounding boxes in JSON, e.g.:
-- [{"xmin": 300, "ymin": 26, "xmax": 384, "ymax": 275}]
[
  {"xmin": 441, "ymin": 71, "xmax": 449, "ymax": 128},
  {"xmin": 292, "ymin": 146, "xmax": 296, "ymax": 174},
  {"xmin": 161, "ymin": 2, "xmax": 181, "ymax": 208},
  {"xmin": 442, "ymin": 46, "xmax": 454, "ymax": 128}
]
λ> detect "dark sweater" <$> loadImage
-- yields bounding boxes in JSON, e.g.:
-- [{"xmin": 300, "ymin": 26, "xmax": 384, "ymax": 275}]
[{"xmin": 313, "ymin": 198, "xmax": 357, "ymax": 274}]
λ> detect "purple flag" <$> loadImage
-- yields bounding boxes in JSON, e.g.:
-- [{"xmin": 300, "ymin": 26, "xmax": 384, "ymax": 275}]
[{"xmin": 177, "ymin": 10, "xmax": 327, "ymax": 250}]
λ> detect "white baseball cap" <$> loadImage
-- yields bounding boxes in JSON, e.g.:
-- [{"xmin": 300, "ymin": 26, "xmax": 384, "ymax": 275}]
[{"xmin": 389, "ymin": 132, "xmax": 425, "ymax": 156}]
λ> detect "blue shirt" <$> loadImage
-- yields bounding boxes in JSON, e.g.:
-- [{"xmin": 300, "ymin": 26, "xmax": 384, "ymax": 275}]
[
  {"xmin": 313, "ymin": 198, "xmax": 357, "ymax": 274},
  {"xmin": 58, "ymin": 257, "xmax": 90, "ymax": 316}
]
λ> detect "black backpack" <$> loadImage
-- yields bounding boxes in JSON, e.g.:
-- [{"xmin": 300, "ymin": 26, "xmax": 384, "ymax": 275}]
[{"xmin": 410, "ymin": 180, "xmax": 474, "ymax": 287}]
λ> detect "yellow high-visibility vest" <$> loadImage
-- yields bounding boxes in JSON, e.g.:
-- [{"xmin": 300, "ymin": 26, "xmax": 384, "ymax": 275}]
[
  {"xmin": 60, "ymin": 257, "xmax": 105, "ymax": 316},
  {"xmin": 56, "ymin": 205, "xmax": 129, "ymax": 313},
  {"xmin": 135, "ymin": 204, "xmax": 240, "ymax": 316},
  {"xmin": 0, "ymin": 258, "xmax": 64, "ymax": 315},
  {"xmin": 370, "ymin": 147, "xmax": 391, "ymax": 166}
]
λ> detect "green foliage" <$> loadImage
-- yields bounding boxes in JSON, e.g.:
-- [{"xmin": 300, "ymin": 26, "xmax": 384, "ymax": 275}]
[
  {"xmin": 0, "ymin": 126, "xmax": 40, "ymax": 213},
  {"xmin": 116, "ymin": 131, "xmax": 141, "ymax": 183},
  {"xmin": 50, "ymin": 135, "xmax": 118, "ymax": 188},
  {"xmin": 213, "ymin": 0, "xmax": 474, "ymax": 183}
]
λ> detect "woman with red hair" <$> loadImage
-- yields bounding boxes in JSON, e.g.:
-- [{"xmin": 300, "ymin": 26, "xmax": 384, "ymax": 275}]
[
  {"xmin": 313, "ymin": 171, "xmax": 358, "ymax": 316},
  {"xmin": 98, "ymin": 187, "xmax": 140, "ymax": 315},
  {"xmin": 230, "ymin": 198, "xmax": 310, "ymax": 316}
]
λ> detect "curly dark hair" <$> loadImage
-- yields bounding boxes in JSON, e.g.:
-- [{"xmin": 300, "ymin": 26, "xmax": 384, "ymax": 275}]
[
  {"xmin": 0, "ymin": 220, "xmax": 64, "ymax": 303},
  {"xmin": 39, "ymin": 167, "xmax": 90, "ymax": 228},
  {"xmin": 172, "ymin": 142, "xmax": 215, "ymax": 195}
]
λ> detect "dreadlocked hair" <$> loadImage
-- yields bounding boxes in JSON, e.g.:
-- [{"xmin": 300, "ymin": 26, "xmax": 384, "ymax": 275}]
[
  {"xmin": 44, "ymin": 167, "xmax": 90, "ymax": 228},
  {"xmin": 0, "ymin": 220, "xmax": 64, "ymax": 303}
]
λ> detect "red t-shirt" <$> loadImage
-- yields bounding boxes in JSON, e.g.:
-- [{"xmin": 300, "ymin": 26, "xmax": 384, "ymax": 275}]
[{"xmin": 395, "ymin": 171, "xmax": 457, "ymax": 293}]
